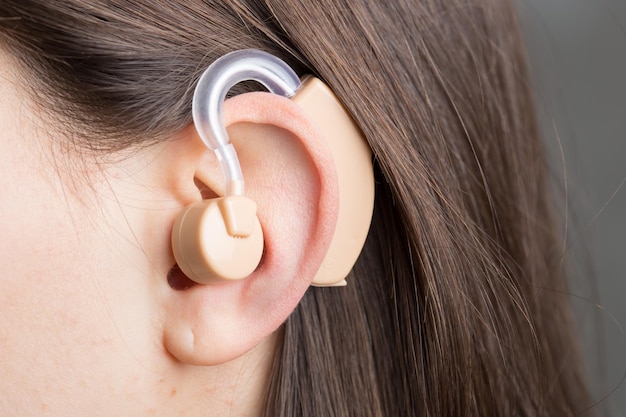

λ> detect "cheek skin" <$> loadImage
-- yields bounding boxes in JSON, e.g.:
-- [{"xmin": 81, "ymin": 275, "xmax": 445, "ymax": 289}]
[
  {"xmin": 0, "ymin": 53, "xmax": 278, "ymax": 417},
  {"xmin": 0, "ymin": 148, "xmax": 151, "ymax": 415},
  {"xmin": 0, "ymin": 59, "xmax": 176, "ymax": 415},
  {"xmin": 0, "ymin": 133, "xmax": 270, "ymax": 416}
]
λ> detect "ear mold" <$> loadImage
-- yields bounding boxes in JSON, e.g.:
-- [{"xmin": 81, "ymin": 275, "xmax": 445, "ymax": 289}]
[{"xmin": 172, "ymin": 196, "xmax": 263, "ymax": 284}]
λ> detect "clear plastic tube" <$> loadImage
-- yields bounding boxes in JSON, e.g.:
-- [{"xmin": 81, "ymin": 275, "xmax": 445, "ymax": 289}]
[{"xmin": 192, "ymin": 49, "xmax": 302, "ymax": 196}]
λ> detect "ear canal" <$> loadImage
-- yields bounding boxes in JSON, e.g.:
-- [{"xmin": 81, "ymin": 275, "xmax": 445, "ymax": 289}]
[{"xmin": 171, "ymin": 196, "xmax": 264, "ymax": 284}]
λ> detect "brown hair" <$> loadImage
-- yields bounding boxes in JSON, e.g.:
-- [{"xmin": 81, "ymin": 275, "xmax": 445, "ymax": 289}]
[{"xmin": 0, "ymin": 1, "xmax": 593, "ymax": 415}]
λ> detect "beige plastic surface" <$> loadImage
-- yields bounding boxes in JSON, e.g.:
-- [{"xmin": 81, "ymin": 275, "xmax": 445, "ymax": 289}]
[
  {"xmin": 293, "ymin": 78, "xmax": 375, "ymax": 287},
  {"xmin": 218, "ymin": 195, "xmax": 258, "ymax": 237},
  {"xmin": 172, "ymin": 197, "xmax": 264, "ymax": 284}
]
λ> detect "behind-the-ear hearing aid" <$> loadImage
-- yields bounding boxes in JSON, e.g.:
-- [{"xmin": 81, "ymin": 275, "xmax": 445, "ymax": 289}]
[{"xmin": 171, "ymin": 49, "xmax": 374, "ymax": 287}]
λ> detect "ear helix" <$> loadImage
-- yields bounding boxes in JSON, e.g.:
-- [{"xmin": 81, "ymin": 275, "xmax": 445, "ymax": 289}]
[{"xmin": 171, "ymin": 49, "xmax": 374, "ymax": 286}]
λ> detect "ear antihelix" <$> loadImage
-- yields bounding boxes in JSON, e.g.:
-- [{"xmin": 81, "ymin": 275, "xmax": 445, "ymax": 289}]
[{"xmin": 171, "ymin": 49, "xmax": 374, "ymax": 287}]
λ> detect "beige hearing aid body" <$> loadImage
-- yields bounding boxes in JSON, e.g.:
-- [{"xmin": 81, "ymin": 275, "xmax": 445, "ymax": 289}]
[
  {"xmin": 171, "ymin": 50, "xmax": 374, "ymax": 287},
  {"xmin": 293, "ymin": 77, "xmax": 374, "ymax": 286}
]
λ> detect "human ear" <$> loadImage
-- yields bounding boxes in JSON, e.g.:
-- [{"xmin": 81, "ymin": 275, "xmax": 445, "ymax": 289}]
[
  {"xmin": 160, "ymin": 50, "xmax": 374, "ymax": 366},
  {"xmin": 162, "ymin": 91, "xmax": 342, "ymax": 365}
]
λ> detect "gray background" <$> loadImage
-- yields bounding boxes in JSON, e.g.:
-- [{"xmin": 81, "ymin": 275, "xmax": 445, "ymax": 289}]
[{"xmin": 518, "ymin": 0, "xmax": 626, "ymax": 414}]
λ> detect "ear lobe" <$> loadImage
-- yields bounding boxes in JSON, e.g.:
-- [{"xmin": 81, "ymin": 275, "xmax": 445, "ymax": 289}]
[{"xmin": 163, "ymin": 92, "xmax": 340, "ymax": 366}]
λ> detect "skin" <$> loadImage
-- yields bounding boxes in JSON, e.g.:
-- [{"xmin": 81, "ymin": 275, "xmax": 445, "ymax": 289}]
[{"xmin": 0, "ymin": 48, "xmax": 278, "ymax": 416}]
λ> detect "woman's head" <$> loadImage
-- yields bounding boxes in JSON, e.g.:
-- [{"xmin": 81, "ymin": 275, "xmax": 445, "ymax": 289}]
[{"xmin": 0, "ymin": 1, "xmax": 592, "ymax": 416}]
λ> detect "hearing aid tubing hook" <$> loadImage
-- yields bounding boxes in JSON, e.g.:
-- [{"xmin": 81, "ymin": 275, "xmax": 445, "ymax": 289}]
[{"xmin": 192, "ymin": 49, "xmax": 302, "ymax": 197}]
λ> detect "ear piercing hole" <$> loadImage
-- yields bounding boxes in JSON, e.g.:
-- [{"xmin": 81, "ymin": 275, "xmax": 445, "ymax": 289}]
[{"xmin": 167, "ymin": 264, "xmax": 197, "ymax": 291}]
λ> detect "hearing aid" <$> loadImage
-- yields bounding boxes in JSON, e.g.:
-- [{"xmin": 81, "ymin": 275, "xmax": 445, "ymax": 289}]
[{"xmin": 171, "ymin": 49, "xmax": 375, "ymax": 287}]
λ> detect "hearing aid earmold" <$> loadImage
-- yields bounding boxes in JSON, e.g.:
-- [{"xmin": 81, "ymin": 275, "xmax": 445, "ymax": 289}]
[{"xmin": 171, "ymin": 49, "xmax": 374, "ymax": 287}]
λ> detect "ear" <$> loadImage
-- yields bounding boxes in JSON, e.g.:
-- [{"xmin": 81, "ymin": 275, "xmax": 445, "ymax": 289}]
[{"xmin": 162, "ymin": 91, "xmax": 339, "ymax": 366}]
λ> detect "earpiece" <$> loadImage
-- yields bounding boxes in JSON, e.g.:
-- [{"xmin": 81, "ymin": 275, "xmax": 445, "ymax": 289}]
[
  {"xmin": 171, "ymin": 49, "xmax": 374, "ymax": 287},
  {"xmin": 172, "ymin": 196, "xmax": 263, "ymax": 284}
]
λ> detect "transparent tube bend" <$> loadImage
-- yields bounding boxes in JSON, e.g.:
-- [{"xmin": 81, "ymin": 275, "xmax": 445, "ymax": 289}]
[{"xmin": 192, "ymin": 49, "xmax": 302, "ymax": 196}]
